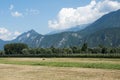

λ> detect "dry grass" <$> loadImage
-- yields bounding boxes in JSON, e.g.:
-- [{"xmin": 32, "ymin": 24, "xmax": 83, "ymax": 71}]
[
  {"xmin": 0, "ymin": 64, "xmax": 120, "ymax": 80},
  {"xmin": 0, "ymin": 58, "xmax": 120, "ymax": 80}
]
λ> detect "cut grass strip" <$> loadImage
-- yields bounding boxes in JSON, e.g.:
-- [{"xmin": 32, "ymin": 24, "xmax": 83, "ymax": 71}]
[
  {"xmin": 0, "ymin": 59, "xmax": 120, "ymax": 70},
  {"xmin": 34, "ymin": 62, "xmax": 120, "ymax": 70}
]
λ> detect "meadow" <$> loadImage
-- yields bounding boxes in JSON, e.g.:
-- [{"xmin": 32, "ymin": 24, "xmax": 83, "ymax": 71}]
[{"xmin": 0, "ymin": 58, "xmax": 120, "ymax": 80}]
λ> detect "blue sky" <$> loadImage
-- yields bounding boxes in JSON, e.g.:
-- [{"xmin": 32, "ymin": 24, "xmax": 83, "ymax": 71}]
[
  {"xmin": 0, "ymin": 0, "xmax": 120, "ymax": 40},
  {"xmin": 0, "ymin": 0, "xmax": 92, "ymax": 33}
]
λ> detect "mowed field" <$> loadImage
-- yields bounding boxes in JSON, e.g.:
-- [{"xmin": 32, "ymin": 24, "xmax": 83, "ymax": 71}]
[{"xmin": 0, "ymin": 58, "xmax": 120, "ymax": 80}]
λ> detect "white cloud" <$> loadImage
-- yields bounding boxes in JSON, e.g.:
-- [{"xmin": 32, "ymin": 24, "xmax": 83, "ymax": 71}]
[
  {"xmin": 14, "ymin": 31, "xmax": 21, "ymax": 36},
  {"xmin": 25, "ymin": 9, "xmax": 40, "ymax": 15},
  {"xmin": 0, "ymin": 27, "xmax": 21, "ymax": 41},
  {"xmin": 9, "ymin": 4, "xmax": 40, "ymax": 17},
  {"xmin": 9, "ymin": 4, "xmax": 23, "ymax": 17},
  {"xmin": 0, "ymin": 28, "xmax": 8, "ymax": 34},
  {"xmin": 49, "ymin": 0, "xmax": 120, "ymax": 30},
  {"xmin": 11, "ymin": 11, "xmax": 23, "ymax": 17},
  {"xmin": 9, "ymin": 4, "xmax": 14, "ymax": 10}
]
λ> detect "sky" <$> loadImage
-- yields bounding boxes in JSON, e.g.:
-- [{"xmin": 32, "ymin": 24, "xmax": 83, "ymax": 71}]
[{"xmin": 0, "ymin": 0, "xmax": 120, "ymax": 40}]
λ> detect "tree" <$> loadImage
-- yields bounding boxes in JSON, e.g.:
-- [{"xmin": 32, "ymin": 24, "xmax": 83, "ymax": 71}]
[
  {"xmin": 110, "ymin": 48, "xmax": 117, "ymax": 53},
  {"xmin": 101, "ymin": 47, "xmax": 108, "ymax": 54},
  {"xmin": 91, "ymin": 48, "xmax": 101, "ymax": 54},
  {"xmin": 81, "ymin": 43, "xmax": 88, "ymax": 52},
  {"xmin": 22, "ymin": 49, "xmax": 29, "ymax": 55},
  {"xmin": 4, "ymin": 43, "xmax": 28, "ymax": 54},
  {"xmin": 63, "ymin": 48, "xmax": 73, "ymax": 54},
  {"xmin": 70, "ymin": 46, "xmax": 77, "ymax": 53},
  {"xmin": 50, "ymin": 46, "xmax": 57, "ymax": 53},
  {"xmin": 0, "ymin": 50, "xmax": 4, "ymax": 55}
]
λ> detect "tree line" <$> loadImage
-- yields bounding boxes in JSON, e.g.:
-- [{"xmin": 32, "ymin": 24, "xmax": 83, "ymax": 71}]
[{"xmin": 0, "ymin": 43, "xmax": 120, "ymax": 56}]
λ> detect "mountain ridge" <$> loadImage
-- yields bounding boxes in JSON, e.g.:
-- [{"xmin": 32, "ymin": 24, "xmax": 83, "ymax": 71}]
[
  {"xmin": 78, "ymin": 9, "xmax": 120, "ymax": 36},
  {"xmin": 47, "ymin": 24, "xmax": 88, "ymax": 35}
]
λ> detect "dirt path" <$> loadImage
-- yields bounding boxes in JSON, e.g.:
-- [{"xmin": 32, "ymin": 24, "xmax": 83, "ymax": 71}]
[{"xmin": 0, "ymin": 64, "xmax": 120, "ymax": 80}]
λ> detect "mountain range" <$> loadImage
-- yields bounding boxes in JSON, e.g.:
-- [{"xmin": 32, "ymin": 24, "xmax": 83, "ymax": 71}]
[
  {"xmin": 0, "ymin": 9, "xmax": 120, "ymax": 49},
  {"xmin": 47, "ymin": 24, "xmax": 88, "ymax": 35}
]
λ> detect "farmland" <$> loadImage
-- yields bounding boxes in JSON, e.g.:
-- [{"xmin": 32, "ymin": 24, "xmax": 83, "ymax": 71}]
[{"xmin": 0, "ymin": 58, "xmax": 120, "ymax": 80}]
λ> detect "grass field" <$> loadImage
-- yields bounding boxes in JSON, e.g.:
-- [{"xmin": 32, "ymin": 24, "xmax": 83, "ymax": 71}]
[
  {"xmin": 0, "ymin": 58, "xmax": 120, "ymax": 70},
  {"xmin": 0, "ymin": 58, "xmax": 120, "ymax": 80}
]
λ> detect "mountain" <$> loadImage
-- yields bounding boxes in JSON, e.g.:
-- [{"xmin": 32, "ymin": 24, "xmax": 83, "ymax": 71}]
[
  {"xmin": 9, "ymin": 29, "xmax": 81, "ymax": 48},
  {"xmin": 66, "ymin": 24, "xmax": 88, "ymax": 32},
  {"xmin": 78, "ymin": 9, "xmax": 120, "ymax": 36},
  {"xmin": 43, "ymin": 9, "xmax": 120, "ymax": 47},
  {"xmin": 0, "ymin": 39, "xmax": 8, "ymax": 49},
  {"xmin": 47, "ymin": 24, "xmax": 88, "ymax": 35},
  {"xmin": 15, "ymin": 29, "xmax": 41, "ymax": 42},
  {"xmin": 13, "ymin": 29, "xmax": 43, "ymax": 47},
  {"xmin": 39, "ymin": 32, "xmax": 81, "ymax": 48},
  {"xmin": 78, "ymin": 9, "xmax": 120, "ymax": 47},
  {"xmin": 84, "ymin": 27, "xmax": 120, "ymax": 47}
]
